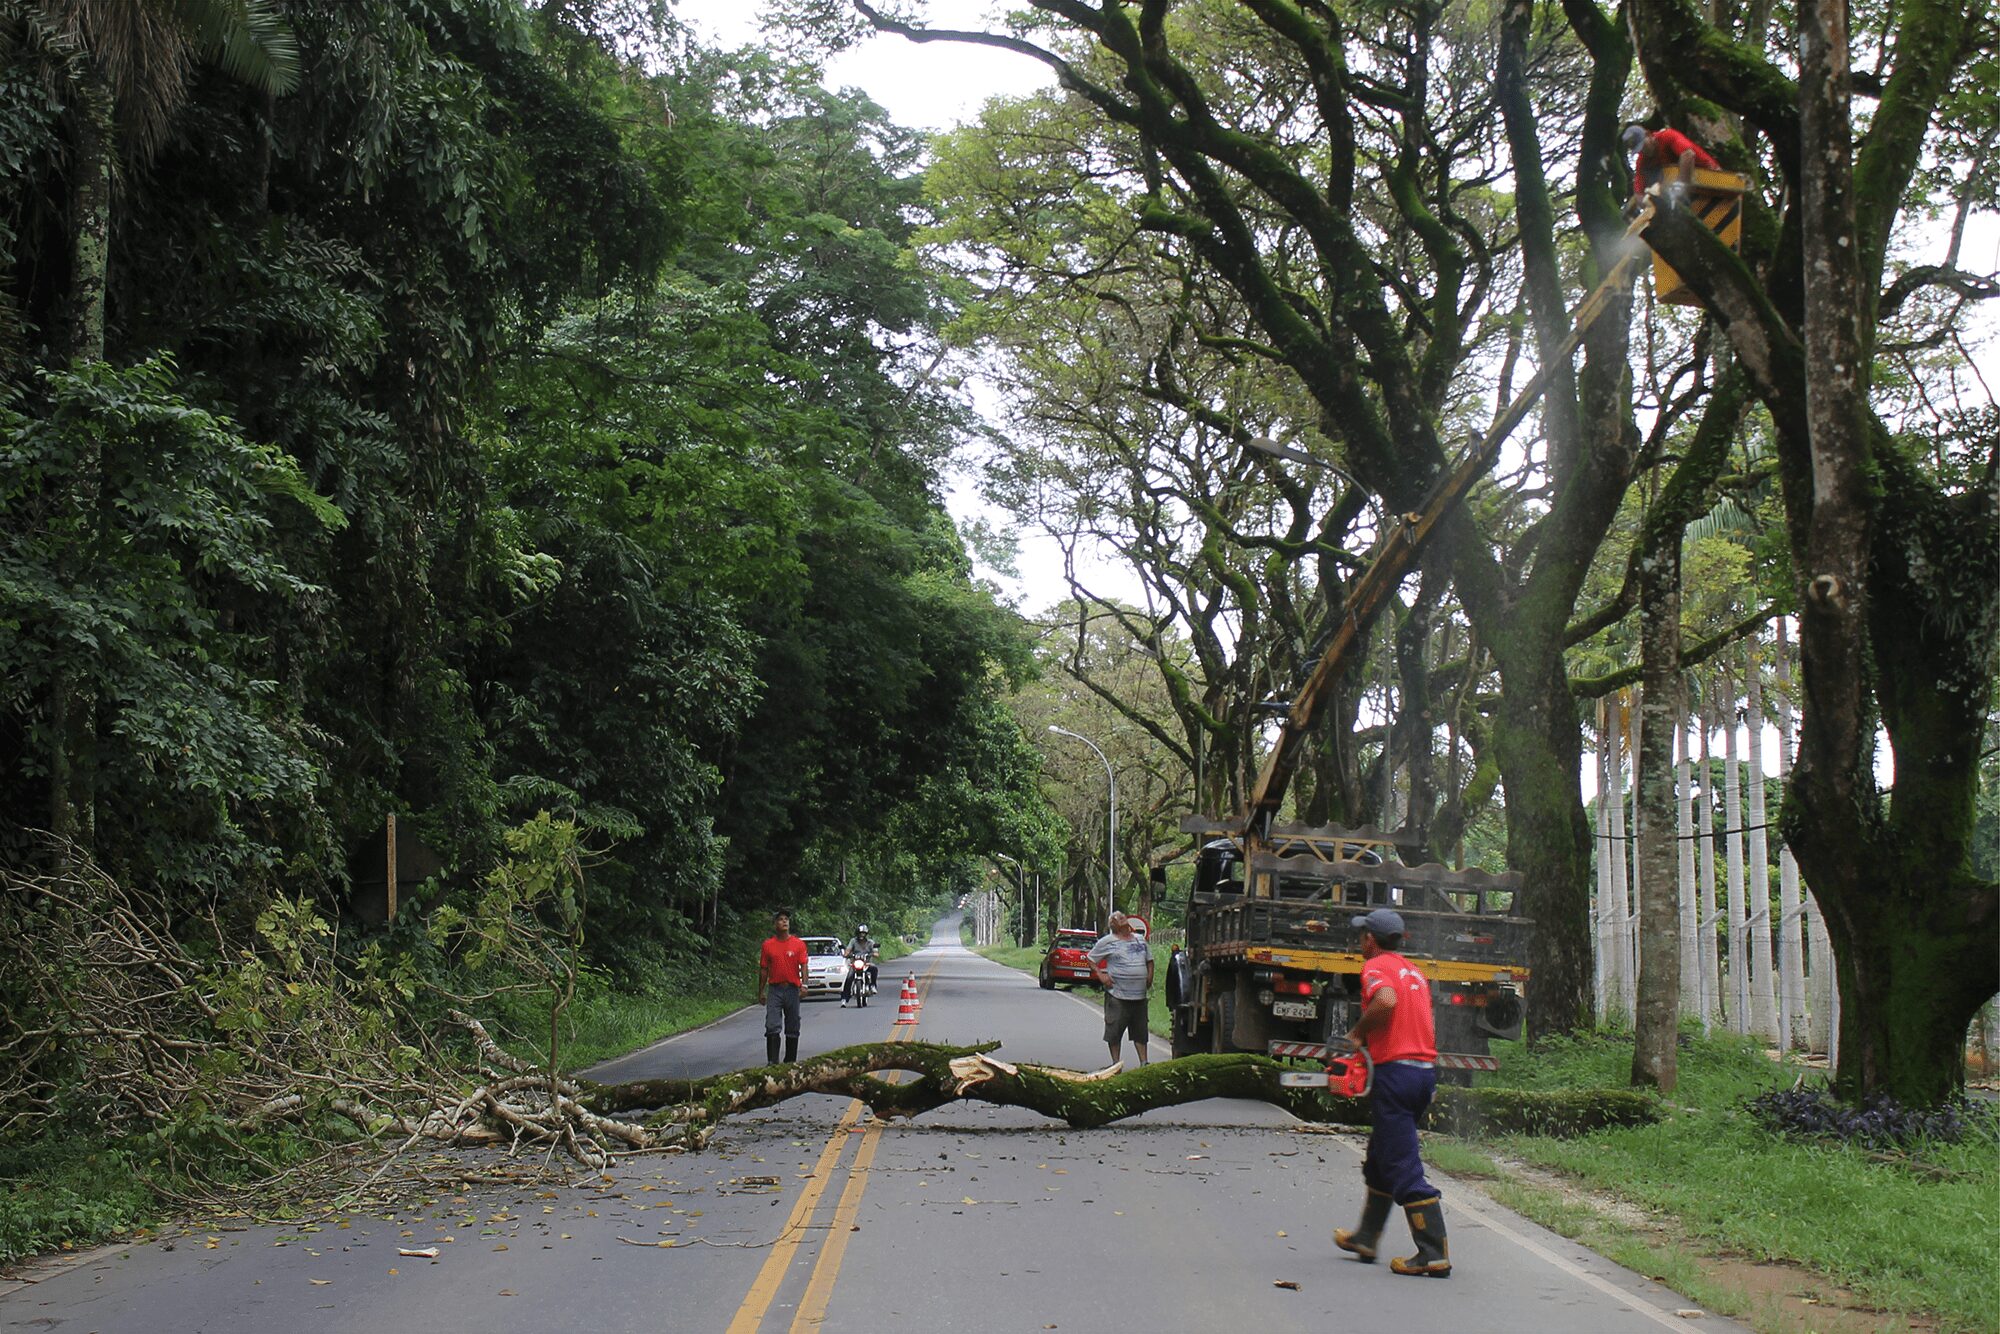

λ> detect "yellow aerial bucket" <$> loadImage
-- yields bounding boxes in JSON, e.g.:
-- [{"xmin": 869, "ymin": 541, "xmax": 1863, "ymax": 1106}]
[{"xmin": 1648, "ymin": 166, "xmax": 1747, "ymax": 306}]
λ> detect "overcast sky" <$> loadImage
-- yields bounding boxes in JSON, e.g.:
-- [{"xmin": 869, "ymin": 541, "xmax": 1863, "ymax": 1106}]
[{"xmin": 674, "ymin": 0, "xmax": 1053, "ymax": 131}]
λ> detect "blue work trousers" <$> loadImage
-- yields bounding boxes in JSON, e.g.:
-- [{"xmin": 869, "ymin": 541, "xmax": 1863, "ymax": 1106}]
[
  {"xmin": 764, "ymin": 984, "xmax": 801, "ymax": 1038},
  {"xmin": 1363, "ymin": 1061, "xmax": 1440, "ymax": 1204}
]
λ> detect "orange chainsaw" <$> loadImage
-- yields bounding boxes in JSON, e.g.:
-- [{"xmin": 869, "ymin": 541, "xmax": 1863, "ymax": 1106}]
[{"xmin": 1277, "ymin": 1044, "xmax": 1372, "ymax": 1097}]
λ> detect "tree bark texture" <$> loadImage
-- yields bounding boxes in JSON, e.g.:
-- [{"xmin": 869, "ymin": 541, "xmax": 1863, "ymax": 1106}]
[{"xmin": 1632, "ymin": 516, "xmax": 1687, "ymax": 1089}]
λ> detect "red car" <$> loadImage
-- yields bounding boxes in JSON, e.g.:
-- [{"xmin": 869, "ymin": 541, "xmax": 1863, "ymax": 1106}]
[{"xmin": 1039, "ymin": 928, "xmax": 1101, "ymax": 989}]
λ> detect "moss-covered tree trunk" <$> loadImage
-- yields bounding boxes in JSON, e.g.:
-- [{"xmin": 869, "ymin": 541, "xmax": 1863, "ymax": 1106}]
[
  {"xmin": 578, "ymin": 1042, "xmax": 1663, "ymax": 1145},
  {"xmin": 1632, "ymin": 372, "xmax": 1742, "ymax": 1089},
  {"xmin": 1482, "ymin": 642, "xmax": 1597, "ymax": 1036},
  {"xmin": 1470, "ymin": 0, "xmax": 1642, "ymax": 1041},
  {"xmin": 1631, "ymin": 0, "xmax": 1999, "ymax": 1101}
]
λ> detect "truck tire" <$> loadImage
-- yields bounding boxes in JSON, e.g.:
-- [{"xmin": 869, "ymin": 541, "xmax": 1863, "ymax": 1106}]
[
  {"xmin": 1210, "ymin": 990, "xmax": 1236, "ymax": 1055},
  {"xmin": 1170, "ymin": 1007, "xmax": 1210, "ymax": 1058}
]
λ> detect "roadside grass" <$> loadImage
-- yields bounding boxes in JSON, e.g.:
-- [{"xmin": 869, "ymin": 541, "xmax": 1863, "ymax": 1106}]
[
  {"xmin": 538, "ymin": 983, "xmax": 746, "ymax": 1071},
  {"xmin": 0, "ymin": 1141, "xmax": 154, "ymax": 1268},
  {"xmin": 1424, "ymin": 1138, "xmax": 1792, "ymax": 1330},
  {"xmin": 1465, "ymin": 1030, "xmax": 1999, "ymax": 1334},
  {"xmin": 497, "ymin": 936, "xmax": 921, "ymax": 1072}
]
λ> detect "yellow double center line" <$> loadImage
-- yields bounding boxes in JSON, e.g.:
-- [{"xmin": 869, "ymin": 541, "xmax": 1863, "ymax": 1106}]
[{"xmin": 727, "ymin": 960, "xmax": 940, "ymax": 1333}]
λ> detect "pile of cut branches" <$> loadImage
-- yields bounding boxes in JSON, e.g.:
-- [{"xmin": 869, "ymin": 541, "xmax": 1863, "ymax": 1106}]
[{"xmin": 0, "ymin": 846, "xmax": 642, "ymax": 1198}]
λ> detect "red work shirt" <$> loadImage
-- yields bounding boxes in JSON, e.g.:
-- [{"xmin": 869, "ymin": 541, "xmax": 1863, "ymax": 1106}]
[
  {"xmin": 1632, "ymin": 128, "xmax": 1720, "ymax": 195},
  {"xmin": 759, "ymin": 935, "xmax": 807, "ymax": 988},
  {"xmin": 1359, "ymin": 951, "xmax": 1437, "ymax": 1064}
]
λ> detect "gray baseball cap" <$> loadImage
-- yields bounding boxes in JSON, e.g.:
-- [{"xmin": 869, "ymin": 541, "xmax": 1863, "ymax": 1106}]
[{"xmin": 1351, "ymin": 907, "xmax": 1405, "ymax": 938}]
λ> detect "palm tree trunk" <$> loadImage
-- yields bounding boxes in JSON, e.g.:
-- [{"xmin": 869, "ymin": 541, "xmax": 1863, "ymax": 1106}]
[
  {"xmin": 1772, "ymin": 618, "xmax": 1809, "ymax": 1050},
  {"xmin": 1808, "ymin": 900, "xmax": 1836, "ymax": 1059},
  {"xmin": 1676, "ymin": 715, "xmax": 1700, "ymax": 1018},
  {"xmin": 1697, "ymin": 698, "xmax": 1722, "ymax": 1027},
  {"xmin": 1626, "ymin": 694, "xmax": 1642, "ymax": 1019},
  {"xmin": 1594, "ymin": 700, "xmax": 1615, "ymax": 1022},
  {"xmin": 1744, "ymin": 646, "xmax": 1779, "ymax": 1040},
  {"xmin": 1722, "ymin": 660, "xmax": 1750, "ymax": 1031},
  {"xmin": 1607, "ymin": 701, "xmax": 1633, "ymax": 1025}
]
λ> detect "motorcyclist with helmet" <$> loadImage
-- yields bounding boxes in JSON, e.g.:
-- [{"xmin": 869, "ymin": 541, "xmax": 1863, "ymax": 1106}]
[{"xmin": 841, "ymin": 924, "xmax": 880, "ymax": 1007}]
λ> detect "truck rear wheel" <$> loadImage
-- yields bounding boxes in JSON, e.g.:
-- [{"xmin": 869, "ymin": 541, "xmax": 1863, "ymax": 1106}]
[
  {"xmin": 1210, "ymin": 991, "xmax": 1236, "ymax": 1055},
  {"xmin": 1170, "ymin": 1007, "xmax": 1210, "ymax": 1058}
]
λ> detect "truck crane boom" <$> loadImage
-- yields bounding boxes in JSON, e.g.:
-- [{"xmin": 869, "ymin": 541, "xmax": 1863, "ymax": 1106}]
[{"xmin": 1239, "ymin": 199, "xmax": 1659, "ymax": 844}]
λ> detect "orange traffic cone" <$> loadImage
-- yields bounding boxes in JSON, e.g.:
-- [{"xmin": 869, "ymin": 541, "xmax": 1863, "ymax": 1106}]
[{"xmin": 894, "ymin": 975, "xmax": 919, "ymax": 1025}]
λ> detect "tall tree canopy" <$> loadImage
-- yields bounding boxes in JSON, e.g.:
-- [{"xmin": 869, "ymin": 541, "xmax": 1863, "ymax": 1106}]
[
  {"xmin": 1, "ymin": 0, "xmax": 1048, "ymax": 969},
  {"xmin": 845, "ymin": 0, "xmax": 1996, "ymax": 1094}
]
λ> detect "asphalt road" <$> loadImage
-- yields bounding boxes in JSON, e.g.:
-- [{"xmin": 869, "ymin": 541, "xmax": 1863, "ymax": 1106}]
[{"xmin": 1, "ymin": 915, "xmax": 1742, "ymax": 1333}]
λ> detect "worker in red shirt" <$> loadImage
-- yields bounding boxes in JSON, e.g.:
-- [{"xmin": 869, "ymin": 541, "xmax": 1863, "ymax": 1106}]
[
  {"xmin": 756, "ymin": 908, "xmax": 809, "ymax": 1064},
  {"xmin": 1332, "ymin": 908, "xmax": 1451, "ymax": 1277},
  {"xmin": 1625, "ymin": 123, "xmax": 1719, "ymax": 197}
]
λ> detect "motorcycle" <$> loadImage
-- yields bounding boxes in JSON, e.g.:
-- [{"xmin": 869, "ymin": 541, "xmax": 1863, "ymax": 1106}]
[{"xmin": 845, "ymin": 954, "xmax": 878, "ymax": 1007}]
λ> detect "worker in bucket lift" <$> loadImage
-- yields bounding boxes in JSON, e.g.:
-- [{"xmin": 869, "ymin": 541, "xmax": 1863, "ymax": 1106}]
[{"xmin": 1625, "ymin": 123, "xmax": 1719, "ymax": 199}]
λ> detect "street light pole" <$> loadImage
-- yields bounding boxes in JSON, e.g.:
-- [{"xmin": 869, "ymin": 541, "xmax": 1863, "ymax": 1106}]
[
  {"xmin": 995, "ymin": 852, "xmax": 1024, "ymax": 945},
  {"xmin": 1048, "ymin": 725, "xmax": 1116, "ymax": 926}
]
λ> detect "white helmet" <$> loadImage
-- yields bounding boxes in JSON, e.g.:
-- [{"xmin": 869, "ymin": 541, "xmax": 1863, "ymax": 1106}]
[{"xmin": 857, "ymin": 924, "xmax": 869, "ymax": 934}]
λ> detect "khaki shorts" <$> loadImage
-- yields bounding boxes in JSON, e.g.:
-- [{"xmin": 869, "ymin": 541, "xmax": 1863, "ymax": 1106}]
[{"xmin": 1103, "ymin": 994, "xmax": 1149, "ymax": 1044}]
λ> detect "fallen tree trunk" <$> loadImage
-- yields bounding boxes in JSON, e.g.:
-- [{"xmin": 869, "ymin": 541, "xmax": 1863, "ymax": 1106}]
[{"xmin": 577, "ymin": 1043, "xmax": 1660, "ymax": 1149}]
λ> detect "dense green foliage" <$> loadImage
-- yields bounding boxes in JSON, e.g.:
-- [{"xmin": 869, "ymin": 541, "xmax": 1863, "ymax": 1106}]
[{"xmin": 0, "ymin": 2, "xmax": 1049, "ymax": 970}]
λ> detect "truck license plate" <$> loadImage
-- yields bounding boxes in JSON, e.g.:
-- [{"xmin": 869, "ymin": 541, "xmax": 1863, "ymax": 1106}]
[{"xmin": 1271, "ymin": 1000, "xmax": 1317, "ymax": 1020}]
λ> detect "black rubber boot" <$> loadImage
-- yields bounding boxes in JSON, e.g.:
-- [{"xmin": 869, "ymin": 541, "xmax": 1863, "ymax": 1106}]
[
  {"xmin": 784, "ymin": 1035, "xmax": 799, "ymax": 1064},
  {"xmin": 766, "ymin": 1033, "xmax": 781, "ymax": 1065},
  {"xmin": 1333, "ymin": 1187, "xmax": 1394, "ymax": 1262},
  {"xmin": 1390, "ymin": 1196, "xmax": 1451, "ymax": 1277}
]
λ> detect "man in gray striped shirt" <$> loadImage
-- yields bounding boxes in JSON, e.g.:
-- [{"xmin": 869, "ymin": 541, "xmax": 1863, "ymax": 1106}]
[{"xmin": 1087, "ymin": 911, "xmax": 1154, "ymax": 1066}]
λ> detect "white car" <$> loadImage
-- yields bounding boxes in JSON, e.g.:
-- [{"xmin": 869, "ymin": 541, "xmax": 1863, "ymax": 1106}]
[{"xmin": 801, "ymin": 937, "xmax": 851, "ymax": 999}]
